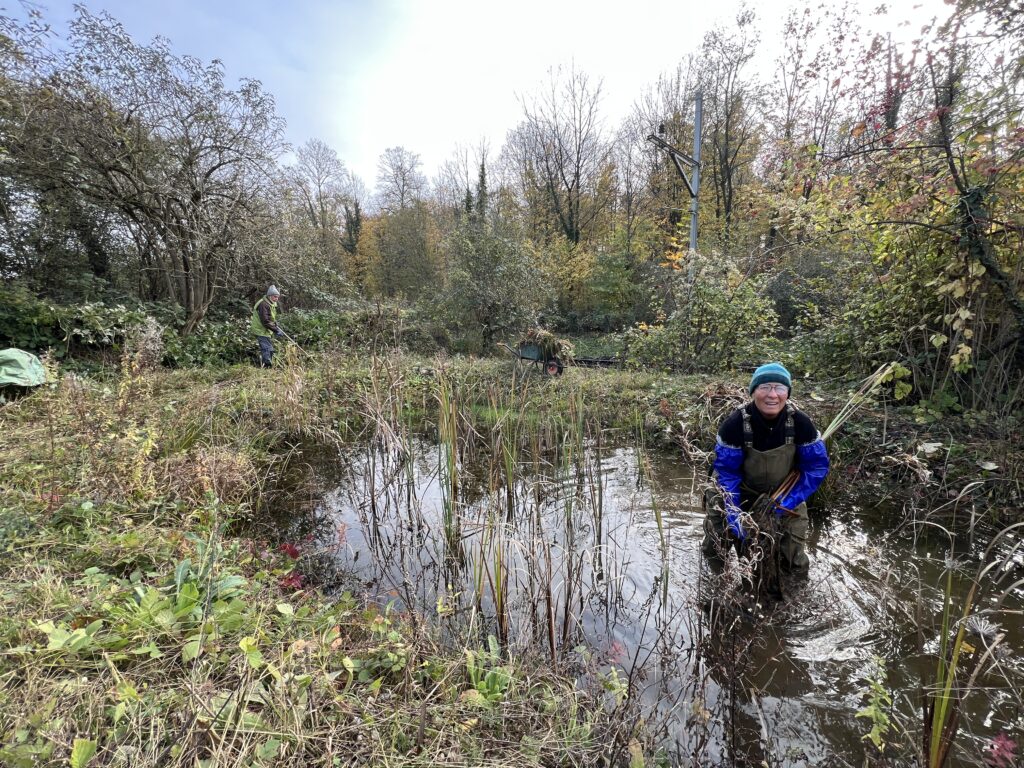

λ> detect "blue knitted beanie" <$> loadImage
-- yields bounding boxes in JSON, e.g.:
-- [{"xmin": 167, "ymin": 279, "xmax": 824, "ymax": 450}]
[{"xmin": 749, "ymin": 362, "xmax": 792, "ymax": 394}]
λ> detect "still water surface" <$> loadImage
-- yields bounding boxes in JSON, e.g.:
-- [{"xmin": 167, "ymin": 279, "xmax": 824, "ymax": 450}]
[{"xmin": 312, "ymin": 438, "xmax": 1022, "ymax": 767}]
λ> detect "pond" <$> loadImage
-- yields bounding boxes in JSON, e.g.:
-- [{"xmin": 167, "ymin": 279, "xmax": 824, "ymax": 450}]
[{"xmin": 308, "ymin": 432, "xmax": 1023, "ymax": 767}]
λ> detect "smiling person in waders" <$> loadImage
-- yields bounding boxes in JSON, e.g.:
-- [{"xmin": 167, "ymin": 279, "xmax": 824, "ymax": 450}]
[{"xmin": 702, "ymin": 362, "xmax": 830, "ymax": 579}]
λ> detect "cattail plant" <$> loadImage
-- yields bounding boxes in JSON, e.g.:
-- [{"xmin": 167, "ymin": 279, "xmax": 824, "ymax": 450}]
[{"xmin": 435, "ymin": 365, "xmax": 462, "ymax": 561}]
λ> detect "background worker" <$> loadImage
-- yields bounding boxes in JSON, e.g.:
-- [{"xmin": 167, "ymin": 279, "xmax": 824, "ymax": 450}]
[
  {"xmin": 702, "ymin": 362, "xmax": 830, "ymax": 576},
  {"xmin": 252, "ymin": 284, "xmax": 285, "ymax": 367}
]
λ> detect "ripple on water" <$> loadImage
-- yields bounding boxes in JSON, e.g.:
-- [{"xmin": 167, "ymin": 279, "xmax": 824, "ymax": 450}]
[{"xmin": 311, "ymin": 440, "xmax": 1024, "ymax": 765}]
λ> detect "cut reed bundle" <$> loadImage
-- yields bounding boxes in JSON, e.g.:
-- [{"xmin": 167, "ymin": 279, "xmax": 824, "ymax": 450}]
[{"xmin": 770, "ymin": 362, "xmax": 898, "ymax": 505}]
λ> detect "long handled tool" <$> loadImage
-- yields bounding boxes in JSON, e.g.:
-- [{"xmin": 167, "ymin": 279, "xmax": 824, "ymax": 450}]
[{"xmin": 278, "ymin": 329, "xmax": 309, "ymax": 356}]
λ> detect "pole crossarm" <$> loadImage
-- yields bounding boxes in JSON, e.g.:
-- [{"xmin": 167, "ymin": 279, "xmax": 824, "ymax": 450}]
[
  {"xmin": 646, "ymin": 133, "xmax": 699, "ymax": 198},
  {"xmin": 646, "ymin": 92, "xmax": 702, "ymax": 252}
]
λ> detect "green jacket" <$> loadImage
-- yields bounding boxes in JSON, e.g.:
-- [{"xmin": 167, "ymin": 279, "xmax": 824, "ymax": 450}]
[{"xmin": 251, "ymin": 297, "xmax": 280, "ymax": 338}]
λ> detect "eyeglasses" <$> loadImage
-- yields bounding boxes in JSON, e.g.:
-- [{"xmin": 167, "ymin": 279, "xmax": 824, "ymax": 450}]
[{"xmin": 755, "ymin": 383, "xmax": 788, "ymax": 395}]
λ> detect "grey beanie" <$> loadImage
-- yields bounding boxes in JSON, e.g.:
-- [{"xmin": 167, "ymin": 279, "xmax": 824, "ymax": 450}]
[{"xmin": 267, "ymin": 285, "xmax": 280, "ymax": 297}]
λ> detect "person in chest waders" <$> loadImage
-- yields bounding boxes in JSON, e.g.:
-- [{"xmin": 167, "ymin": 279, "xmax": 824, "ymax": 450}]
[
  {"xmin": 251, "ymin": 285, "xmax": 285, "ymax": 367},
  {"xmin": 702, "ymin": 363, "xmax": 830, "ymax": 577}
]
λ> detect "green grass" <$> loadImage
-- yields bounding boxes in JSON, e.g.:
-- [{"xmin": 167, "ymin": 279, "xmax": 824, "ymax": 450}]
[
  {"xmin": 0, "ymin": 352, "xmax": 653, "ymax": 767},
  {"xmin": 1, "ymin": 347, "xmax": 1018, "ymax": 767}
]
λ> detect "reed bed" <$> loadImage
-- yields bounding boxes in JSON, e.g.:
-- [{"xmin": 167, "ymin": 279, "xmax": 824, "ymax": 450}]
[
  {"xmin": 3, "ymin": 350, "xmax": 1022, "ymax": 766},
  {"xmin": 0, "ymin": 355, "xmax": 659, "ymax": 767}
]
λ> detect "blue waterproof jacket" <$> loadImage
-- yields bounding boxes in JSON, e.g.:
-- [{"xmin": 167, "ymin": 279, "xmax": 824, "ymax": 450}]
[{"xmin": 712, "ymin": 405, "xmax": 830, "ymax": 539}]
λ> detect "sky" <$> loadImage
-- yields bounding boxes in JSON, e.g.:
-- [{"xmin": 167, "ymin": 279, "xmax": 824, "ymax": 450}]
[{"xmin": 14, "ymin": 0, "xmax": 951, "ymax": 193}]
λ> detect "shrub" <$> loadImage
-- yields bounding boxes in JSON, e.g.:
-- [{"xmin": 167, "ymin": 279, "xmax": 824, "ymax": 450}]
[
  {"xmin": 160, "ymin": 305, "xmax": 441, "ymax": 368},
  {"xmin": 0, "ymin": 284, "xmax": 65, "ymax": 351},
  {"xmin": 0, "ymin": 283, "xmax": 153, "ymax": 356},
  {"xmin": 623, "ymin": 250, "xmax": 778, "ymax": 372}
]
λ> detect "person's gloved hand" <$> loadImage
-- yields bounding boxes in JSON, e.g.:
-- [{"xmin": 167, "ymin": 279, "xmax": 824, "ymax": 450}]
[
  {"xmin": 275, "ymin": 329, "xmax": 285, "ymax": 338},
  {"xmin": 726, "ymin": 511, "xmax": 747, "ymax": 542},
  {"xmin": 771, "ymin": 498, "xmax": 794, "ymax": 517}
]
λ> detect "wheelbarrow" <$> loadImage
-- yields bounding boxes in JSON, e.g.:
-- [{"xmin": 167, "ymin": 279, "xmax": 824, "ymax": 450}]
[{"xmin": 498, "ymin": 342, "xmax": 564, "ymax": 376}]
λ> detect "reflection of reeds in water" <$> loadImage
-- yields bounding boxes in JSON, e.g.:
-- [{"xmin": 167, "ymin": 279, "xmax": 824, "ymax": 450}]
[
  {"xmin": 435, "ymin": 365, "xmax": 462, "ymax": 561},
  {"xmin": 489, "ymin": 387, "xmax": 519, "ymax": 522},
  {"xmin": 636, "ymin": 410, "xmax": 669, "ymax": 609},
  {"xmin": 346, "ymin": 369, "xmax": 738, "ymax": 760},
  {"xmin": 355, "ymin": 370, "xmax": 644, "ymax": 662}
]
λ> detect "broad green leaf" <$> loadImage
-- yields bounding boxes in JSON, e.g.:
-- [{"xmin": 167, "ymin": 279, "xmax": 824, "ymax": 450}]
[
  {"xmin": 115, "ymin": 681, "xmax": 139, "ymax": 701},
  {"xmin": 628, "ymin": 738, "xmax": 645, "ymax": 768},
  {"xmin": 66, "ymin": 629, "xmax": 94, "ymax": 652},
  {"xmin": 175, "ymin": 582, "xmax": 200, "ymax": 614},
  {"xmin": 239, "ymin": 636, "xmax": 263, "ymax": 669},
  {"xmin": 256, "ymin": 738, "xmax": 281, "ymax": 760},
  {"xmin": 70, "ymin": 738, "xmax": 97, "ymax": 768},
  {"xmin": 130, "ymin": 642, "xmax": 163, "ymax": 659},
  {"xmin": 182, "ymin": 639, "xmax": 202, "ymax": 662},
  {"xmin": 174, "ymin": 558, "xmax": 191, "ymax": 594}
]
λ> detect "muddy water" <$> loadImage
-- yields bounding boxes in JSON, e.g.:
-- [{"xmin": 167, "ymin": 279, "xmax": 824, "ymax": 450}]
[{"xmin": 313, "ymin": 438, "xmax": 1023, "ymax": 767}]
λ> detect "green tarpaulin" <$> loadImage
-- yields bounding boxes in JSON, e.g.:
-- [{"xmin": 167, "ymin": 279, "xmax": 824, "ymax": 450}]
[{"xmin": 0, "ymin": 349, "xmax": 46, "ymax": 388}]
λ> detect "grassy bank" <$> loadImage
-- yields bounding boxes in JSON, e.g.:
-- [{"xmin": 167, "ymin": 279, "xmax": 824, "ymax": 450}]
[
  {"xmin": 0, "ymin": 358, "xmax": 642, "ymax": 767},
  {"xmin": 1, "ymin": 350, "xmax": 1018, "ymax": 767}
]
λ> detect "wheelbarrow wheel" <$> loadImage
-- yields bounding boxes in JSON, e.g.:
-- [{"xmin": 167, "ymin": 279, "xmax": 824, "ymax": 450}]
[{"xmin": 545, "ymin": 358, "xmax": 563, "ymax": 376}]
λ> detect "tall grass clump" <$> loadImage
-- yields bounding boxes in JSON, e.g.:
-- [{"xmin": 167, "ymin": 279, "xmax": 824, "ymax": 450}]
[
  {"xmin": 435, "ymin": 362, "xmax": 464, "ymax": 559},
  {"xmin": 921, "ymin": 522, "xmax": 1022, "ymax": 768},
  {"xmin": 0, "ymin": 352, "xmax": 654, "ymax": 766}
]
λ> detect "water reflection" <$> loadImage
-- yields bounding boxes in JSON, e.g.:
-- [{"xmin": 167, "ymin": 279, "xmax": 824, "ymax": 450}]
[{"xmin": 312, "ymin": 438, "xmax": 1023, "ymax": 766}]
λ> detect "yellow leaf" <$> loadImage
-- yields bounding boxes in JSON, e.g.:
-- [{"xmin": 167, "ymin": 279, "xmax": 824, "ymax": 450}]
[
  {"xmin": 290, "ymin": 639, "xmax": 312, "ymax": 655},
  {"xmin": 460, "ymin": 689, "xmax": 486, "ymax": 706},
  {"xmin": 628, "ymin": 739, "xmax": 645, "ymax": 768}
]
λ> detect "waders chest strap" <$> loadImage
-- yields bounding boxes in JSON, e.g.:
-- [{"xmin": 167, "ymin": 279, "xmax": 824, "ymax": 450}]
[{"xmin": 741, "ymin": 407, "xmax": 753, "ymax": 449}]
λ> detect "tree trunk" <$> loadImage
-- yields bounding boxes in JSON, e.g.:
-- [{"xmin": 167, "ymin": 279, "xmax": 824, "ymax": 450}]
[{"xmin": 960, "ymin": 187, "xmax": 1024, "ymax": 343}]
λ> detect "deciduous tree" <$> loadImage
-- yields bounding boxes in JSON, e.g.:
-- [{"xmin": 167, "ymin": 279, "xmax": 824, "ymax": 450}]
[
  {"xmin": 505, "ymin": 65, "xmax": 613, "ymax": 246},
  {"xmin": 11, "ymin": 9, "xmax": 285, "ymax": 333}
]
